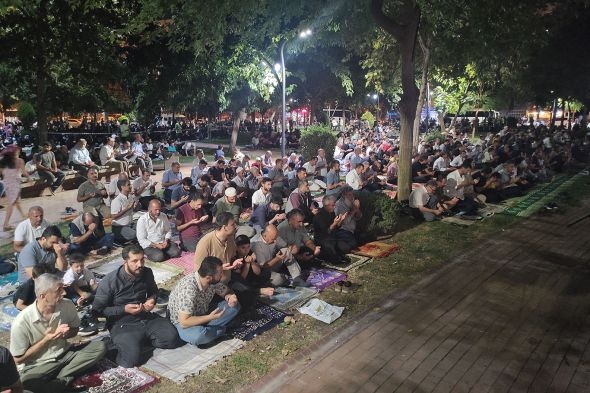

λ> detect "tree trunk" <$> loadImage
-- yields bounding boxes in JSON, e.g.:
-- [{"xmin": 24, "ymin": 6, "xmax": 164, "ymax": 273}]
[
  {"xmin": 471, "ymin": 109, "xmax": 480, "ymax": 139},
  {"xmin": 560, "ymin": 100, "xmax": 565, "ymax": 127},
  {"xmin": 230, "ymin": 107, "xmax": 246, "ymax": 152},
  {"xmin": 413, "ymin": 35, "xmax": 431, "ymax": 148},
  {"xmin": 438, "ymin": 112, "xmax": 447, "ymax": 133},
  {"xmin": 371, "ymin": 0, "xmax": 420, "ymax": 202}
]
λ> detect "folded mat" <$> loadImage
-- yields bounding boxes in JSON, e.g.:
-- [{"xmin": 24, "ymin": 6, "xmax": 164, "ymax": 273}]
[
  {"xmin": 164, "ymin": 251, "xmax": 195, "ymax": 275},
  {"xmin": 143, "ymin": 339, "xmax": 245, "ymax": 383},
  {"xmin": 352, "ymin": 241, "xmax": 400, "ymax": 258}
]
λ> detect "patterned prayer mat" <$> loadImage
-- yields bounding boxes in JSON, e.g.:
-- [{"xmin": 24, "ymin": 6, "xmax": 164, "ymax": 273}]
[
  {"xmin": 143, "ymin": 339, "xmax": 245, "ymax": 383},
  {"xmin": 323, "ymin": 254, "xmax": 373, "ymax": 272},
  {"xmin": 228, "ymin": 304, "xmax": 288, "ymax": 341},
  {"xmin": 501, "ymin": 173, "xmax": 580, "ymax": 217},
  {"xmin": 164, "ymin": 251, "xmax": 195, "ymax": 275},
  {"xmin": 0, "ymin": 297, "xmax": 19, "ymax": 331},
  {"xmin": 258, "ymin": 286, "xmax": 318, "ymax": 312},
  {"xmin": 73, "ymin": 359, "xmax": 158, "ymax": 393},
  {"xmin": 0, "ymin": 271, "xmax": 18, "ymax": 299},
  {"xmin": 352, "ymin": 241, "xmax": 400, "ymax": 258},
  {"xmin": 301, "ymin": 267, "xmax": 347, "ymax": 290}
]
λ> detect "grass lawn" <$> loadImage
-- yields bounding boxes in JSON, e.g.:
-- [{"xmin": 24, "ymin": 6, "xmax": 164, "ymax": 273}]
[{"xmin": 2, "ymin": 173, "xmax": 588, "ymax": 392}]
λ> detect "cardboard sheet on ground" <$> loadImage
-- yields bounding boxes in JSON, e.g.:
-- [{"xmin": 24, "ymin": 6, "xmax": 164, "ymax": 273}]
[
  {"xmin": 352, "ymin": 241, "xmax": 400, "ymax": 258},
  {"xmin": 298, "ymin": 298, "xmax": 344, "ymax": 324},
  {"xmin": 142, "ymin": 339, "xmax": 245, "ymax": 383},
  {"xmin": 258, "ymin": 286, "xmax": 318, "ymax": 312},
  {"xmin": 322, "ymin": 254, "xmax": 373, "ymax": 272}
]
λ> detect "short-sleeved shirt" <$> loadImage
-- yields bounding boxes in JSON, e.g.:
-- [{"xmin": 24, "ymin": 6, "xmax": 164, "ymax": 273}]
[
  {"xmin": 18, "ymin": 241, "xmax": 57, "ymax": 284},
  {"xmin": 0, "ymin": 345, "xmax": 20, "ymax": 389},
  {"xmin": 63, "ymin": 267, "xmax": 96, "ymax": 287},
  {"xmin": 251, "ymin": 233, "xmax": 287, "ymax": 266},
  {"xmin": 132, "ymin": 177, "xmax": 155, "ymax": 197},
  {"xmin": 78, "ymin": 180, "xmax": 107, "ymax": 209},
  {"xmin": 176, "ymin": 204, "xmax": 204, "ymax": 243},
  {"xmin": 251, "ymin": 189, "xmax": 271, "ymax": 208},
  {"xmin": 213, "ymin": 198, "xmax": 242, "ymax": 221},
  {"xmin": 194, "ymin": 231, "xmax": 236, "ymax": 284},
  {"xmin": 37, "ymin": 151, "xmax": 56, "ymax": 170},
  {"xmin": 111, "ymin": 193, "xmax": 134, "ymax": 226},
  {"xmin": 167, "ymin": 273, "xmax": 227, "ymax": 324},
  {"xmin": 276, "ymin": 220, "xmax": 310, "ymax": 248},
  {"xmin": 14, "ymin": 218, "xmax": 50, "ymax": 247},
  {"xmin": 325, "ymin": 170, "xmax": 341, "ymax": 196},
  {"xmin": 10, "ymin": 299, "xmax": 79, "ymax": 370},
  {"xmin": 409, "ymin": 185, "xmax": 429, "ymax": 208},
  {"xmin": 171, "ymin": 187, "xmax": 190, "ymax": 206}
]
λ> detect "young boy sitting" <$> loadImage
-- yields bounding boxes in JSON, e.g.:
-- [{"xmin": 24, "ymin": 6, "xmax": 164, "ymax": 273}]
[
  {"xmin": 12, "ymin": 264, "xmax": 57, "ymax": 311},
  {"xmin": 63, "ymin": 253, "xmax": 98, "ymax": 307}
]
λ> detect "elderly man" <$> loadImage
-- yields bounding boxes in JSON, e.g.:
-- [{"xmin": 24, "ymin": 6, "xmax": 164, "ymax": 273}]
[
  {"xmin": 161, "ymin": 161, "xmax": 183, "ymax": 204},
  {"xmin": 313, "ymin": 195, "xmax": 350, "ymax": 264},
  {"xmin": 92, "ymin": 244, "xmax": 181, "ymax": 367},
  {"xmin": 277, "ymin": 209, "xmax": 321, "ymax": 264},
  {"xmin": 168, "ymin": 256, "xmax": 240, "ymax": 346},
  {"xmin": 334, "ymin": 185, "xmax": 363, "ymax": 249},
  {"xmin": 18, "ymin": 225, "xmax": 68, "ymax": 284},
  {"xmin": 69, "ymin": 211, "xmax": 114, "ymax": 255},
  {"xmin": 110, "ymin": 179, "xmax": 138, "ymax": 245},
  {"xmin": 14, "ymin": 206, "xmax": 50, "ymax": 253},
  {"xmin": 36, "ymin": 142, "xmax": 65, "ymax": 194},
  {"xmin": 69, "ymin": 138, "xmax": 95, "ymax": 176},
  {"xmin": 136, "ymin": 199, "xmax": 181, "ymax": 262},
  {"xmin": 77, "ymin": 166, "xmax": 110, "ymax": 218},
  {"xmin": 212, "ymin": 187, "xmax": 242, "ymax": 223},
  {"xmin": 131, "ymin": 133, "xmax": 155, "ymax": 175},
  {"xmin": 99, "ymin": 137, "xmax": 127, "ymax": 176},
  {"xmin": 409, "ymin": 179, "xmax": 444, "ymax": 221},
  {"xmin": 10, "ymin": 274, "xmax": 106, "ymax": 393},
  {"xmin": 176, "ymin": 191, "xmax": 209, "ymax": 251},
  {"xmin": 251, "ymin": 224, "xmax": 309, "ymax": 287}
]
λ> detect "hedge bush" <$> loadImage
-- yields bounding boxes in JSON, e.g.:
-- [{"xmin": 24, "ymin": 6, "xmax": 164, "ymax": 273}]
[
  {"xmin": 355, "ymin": 191, "xmax": 400, "ymax": 236},
  {"xmin": 299, "ymin": 124, "xmax": 337, "ymax": 162}
]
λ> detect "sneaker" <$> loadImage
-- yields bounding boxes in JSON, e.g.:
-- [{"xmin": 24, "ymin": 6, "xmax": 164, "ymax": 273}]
[
  {"xmin": 78, "ymin": 315, "xmax": 98, "ymax": 336},
  {"xmin": 292, "ymin": 276, "xmax": 311, "ymax": 287},
  {"xmin": 96, "ymin": 246, "xmax": 109, "ymax": 256}
]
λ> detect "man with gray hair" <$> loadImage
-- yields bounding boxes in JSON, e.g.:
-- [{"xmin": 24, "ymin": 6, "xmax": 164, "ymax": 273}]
[
  {"xmin": 13, "ymin": 206, "xmax": 50, "ymax": 253},
  {"xmin": 10, "ymin": 274, "xmax": 106, "ymax": 393}
]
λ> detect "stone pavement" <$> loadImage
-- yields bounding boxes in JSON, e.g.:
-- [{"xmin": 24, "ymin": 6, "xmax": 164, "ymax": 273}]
[{"xmin": 246, "ymin": 198, "xmax": 590, "ymax": 393}]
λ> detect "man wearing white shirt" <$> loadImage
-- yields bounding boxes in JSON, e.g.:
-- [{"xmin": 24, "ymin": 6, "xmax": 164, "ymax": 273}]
[
  {"xmin": 70, "ymin": 139, "xmax": 95, "ymax": 176},
  {"xmin": 251, "ymin": 177, "xmax": 273, "ymax": 209},
  {"xmin": 190, "ymin": 159, "xmax": 208, "ymax": 185},
  {"xmin": 13, "ymin": 206, "xmax": 50, "ymax": 253},
  {"xmin": 433, "ymin": 152, "xmax": 450, "ymax": 172},
  {"xmin": 99, "ymin": 137, "xmax": 127, "ymax": 175},
  {"xmin": 345, "ymin": 163, "xmax": 365, "ymax": 190},
  {"xmin": 131, "ymin": 134, "xmax": 154, "ymax": 175},
  {"xmin": 136, "ymin": 199, "xmax": 181, "ymax": 262},
  {"xmin": 302, "ymin": 156, "xmax": 318, "ymax": 180},
  {"xmin": 110, "ymin": 179, "xmax": 137, "ymax": 245},
  {"xmin": 133, "ymin": 169, "xmax": 159, "ymax": 210}
]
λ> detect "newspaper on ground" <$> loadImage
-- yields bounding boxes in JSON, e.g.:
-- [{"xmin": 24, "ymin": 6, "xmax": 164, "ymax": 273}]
[{"xmin": 297, "ymin": 298, "xmax": 344, "ymax": 324}]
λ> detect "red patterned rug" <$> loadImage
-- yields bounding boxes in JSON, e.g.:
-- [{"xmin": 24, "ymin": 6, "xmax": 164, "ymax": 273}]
[{"xmin": 164, "ymin": 252, "xmax": 195, "ymax": 275}]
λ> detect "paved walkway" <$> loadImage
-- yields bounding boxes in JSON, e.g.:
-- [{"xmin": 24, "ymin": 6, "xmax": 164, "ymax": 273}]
[{"xmin": 246, "ymin": 198, "xmax": 590, "ymax": 393}]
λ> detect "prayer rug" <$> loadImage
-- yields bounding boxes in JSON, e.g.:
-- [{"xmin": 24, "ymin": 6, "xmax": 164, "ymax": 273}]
[
  {"xmin": 143, "ymin": 339, "xmax": 245, "ymax": 383},
  {"xmin": 228, "ymin": 304, "xmax": 288, "ymax": 341},
  {"xmin": 352, "ymin": 241, "xmax": 400, "ymax": 258},
  {"xmin": 501, "ymin": 174, "xmax": 580, "ymax": 217},
  {"xmin": 91, "ymin": 259, "xmax": 183, "ymax": 285},
  {"xmin": 301, "ymin": 267, "xmax": 347, "ymax": 290},
  {"xmin": 73, "ymin": 359, "xmax": 158, "ymax": 393},
  {"xmin": 164, "ymin": 252, "xmax": 195, "ymax": 275},
  {"xmin": 0, "ymin": 297, "xmax": 19, "ymax": 331},
  {"xmin": 0, "ymin": 271, "xmax": 18, "ymax": 299},
  {"xmin": 259, "ymin": 286, "xmax": 318, "ymax": 312},
  {"xmin": 323, "ymin": 254, "xmax": 373, "ymax": 272}
]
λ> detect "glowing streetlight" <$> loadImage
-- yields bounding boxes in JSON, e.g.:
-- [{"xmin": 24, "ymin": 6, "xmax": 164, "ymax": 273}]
[
  {"xmin": 280, "ymin": 29, "xmax": 312, "ymax": 157},
  {"xmin": 367, "ymin": 93, "xmax": 380, "ymax": 122}
]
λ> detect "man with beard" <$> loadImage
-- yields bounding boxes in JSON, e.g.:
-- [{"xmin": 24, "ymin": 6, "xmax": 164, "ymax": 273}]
[
  {"xmin": 249, "ymin": 195, "xmax": 286, "ymax": 233},
  {"xmin": 92, "ymin": 244, "xmax": 181, "ymax": 367},
  {"xmin": 167, "ymin": 256, "xmax": 240, "ymax": 346}
]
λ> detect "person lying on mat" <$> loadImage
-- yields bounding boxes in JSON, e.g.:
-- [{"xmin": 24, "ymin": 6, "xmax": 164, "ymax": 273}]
[
  {"xmin": 92, "ymin": 244, "xmax": 181, "ymax": 367},
  {"xmin": 167, "ymin": 256, "xmax": 240, "ymax": 347}
]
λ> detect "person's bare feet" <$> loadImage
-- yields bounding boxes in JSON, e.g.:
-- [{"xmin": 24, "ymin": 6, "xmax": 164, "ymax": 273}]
[{"xmin": 260, "ymin": 287, "xmax": 275, "ymax": 297}]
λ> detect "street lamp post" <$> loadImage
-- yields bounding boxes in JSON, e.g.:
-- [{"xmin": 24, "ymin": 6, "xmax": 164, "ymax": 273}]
[
  {"xmin": 367, "ymin": 93, "xmax": 380, "ymax": 123},
  {"xmin": 279, "ymin": 29, "xmax": 311, "ymax": 158}
]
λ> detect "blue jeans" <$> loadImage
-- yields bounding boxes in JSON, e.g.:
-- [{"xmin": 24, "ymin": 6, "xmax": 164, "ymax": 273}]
[{"xmin": 175, "ymin": 300, "xmax": 240, "ymax": 346}]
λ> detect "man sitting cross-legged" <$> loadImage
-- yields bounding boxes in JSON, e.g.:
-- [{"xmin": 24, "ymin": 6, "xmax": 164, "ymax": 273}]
[
  {"xmin": 167, "ymin": 256, "xmax": 240, "ymax": 347},
  {"xmin": 176, "ymin": 190, "xmax": 209, "ymax": 251},
  {"xmin": 10, "ymin": 274, "xmax": 106, "ymax": 393},
  {"xmin": 409, "ymin": 179, "xmax": 444, "ymax": 221},
  {"xmin": 277, "ymin": 209, "xmax": 321, "ymax": 266},
  {"xmin": 136, "ymin": 199, "xmax": 181, "ymax": 262},
  {"xmin": 92, "ymin": 244, "xmax": 181, "ymax": 367},
  {"xmin": 251, "ymin": 224, "xmax": 310, "ymax": 287}
]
